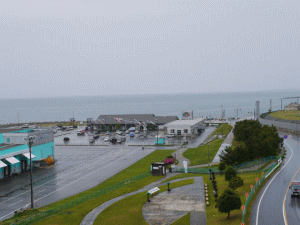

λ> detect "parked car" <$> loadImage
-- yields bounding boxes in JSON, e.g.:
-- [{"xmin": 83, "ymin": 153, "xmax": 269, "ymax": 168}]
[
  {"xmin": 93, "ymin": 135, "xmax": 99, "ymax": 139},
  {"xmin": 111, "ymin": 137, "xmax": 117, "ymax": 144},
  {"xmin": 89, "ymin": 139, "xmax": 95, "ymax": 143},
  {"xmin": 130, "ymin": 132, "xmax": 135, "ymax": 137},
  {"xmin": 125, "ymin": 130, "xmax": 130, "ymax": 134},
  {"xmin": 63, "ymin": 137, "xmax": 70, "ymax": 142},
  {"xmin": 121, "ymin": 137, "xmax": 126, "ymax": 142},
  {"xmin": 104, "ymin": 137, "xmax": 109, "ymax": 142},
  {"xmin": 95, "ymin": 131, "xmax": 101, "ymax": 134},
  {"xmin": 135, "ymin": 130, "xmax": 139, "ymax": 134},
  {"xmin": 105, "ymin": 131, "xmax": 110, "ymax": 135},
  {"xmin": 116, "ymin": 130, "xmax": 122, "ymax": 135}
]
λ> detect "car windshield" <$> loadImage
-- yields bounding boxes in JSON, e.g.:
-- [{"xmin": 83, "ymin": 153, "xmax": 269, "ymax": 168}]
[{"xmin": 292, "ymin": 185, "xmax": 300, "ymax": 189}]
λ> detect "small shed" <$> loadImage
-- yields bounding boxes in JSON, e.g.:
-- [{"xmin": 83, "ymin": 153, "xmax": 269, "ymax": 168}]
[{"xmin": 151, "ymin": 162, "xmax": 167, "ymax": 176}]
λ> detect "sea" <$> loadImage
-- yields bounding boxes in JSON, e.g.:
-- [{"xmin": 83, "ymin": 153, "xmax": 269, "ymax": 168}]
[{"xmin": 0, "ymin": 89, "xmax": 299, "ymax": 125}]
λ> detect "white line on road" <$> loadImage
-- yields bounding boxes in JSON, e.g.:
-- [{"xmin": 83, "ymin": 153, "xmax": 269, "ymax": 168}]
[
  {"xmin": 256, "ymin": 141, "xmax": 293, "ymax": 225},
  {"xmin": 0, "ymin": 147, "xmax": 143, "ymax": 221},
  {"xmin": 8, "ymin": 200, "xmax": 23, "ymax": 207},
  {"xmin": 0, "ymin": 148, "xmax": 126, "ymax": 206}
]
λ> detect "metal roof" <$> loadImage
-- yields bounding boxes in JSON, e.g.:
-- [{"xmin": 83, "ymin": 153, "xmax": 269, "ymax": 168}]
[
  {"xmin": 164, "ymin": 118, "xmax": 205, "ymax": 127},
  {"xmin": 96, "ymin": 114, "xmax": 178, "ymax": 125}
]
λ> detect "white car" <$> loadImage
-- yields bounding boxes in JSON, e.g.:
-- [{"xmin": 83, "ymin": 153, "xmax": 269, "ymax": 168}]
[
  {"xmin": 104, "ymin": 137, "xmax": 110, "ymax": 142},
  {"xmin": 125, "ymin": 130, "xmax": 130, "ymax": 134},
  {"xmin": 116, "ymin": 130, "xmax": 122, "ymax": 135},
  {"xmin": 135, "ymin": 130, "xmax": 139, "ymax": 134}
]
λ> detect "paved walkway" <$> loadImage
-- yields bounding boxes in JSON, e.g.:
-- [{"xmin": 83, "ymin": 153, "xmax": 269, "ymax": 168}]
[
  {"xmin": 142, "ymin": 177, "xmax": 206, "ymax": 225},
  {"xmin": 80, "ymin": 174, "xmax": 206, "ymax": 225},
  {"xmin": 172, "ymin": 127, "xmax": 216, "ymax": 169}
]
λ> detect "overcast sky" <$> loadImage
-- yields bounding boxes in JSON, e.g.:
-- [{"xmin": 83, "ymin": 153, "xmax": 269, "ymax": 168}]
[{"xmin": 0, "ymin": 0, "xmax": 299, "ymax": 98}]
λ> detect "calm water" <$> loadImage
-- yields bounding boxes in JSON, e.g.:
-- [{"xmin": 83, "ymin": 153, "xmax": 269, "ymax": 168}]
[{"xmin": 0, "ymin": 90, "xmax": 298, "ymax": 124}]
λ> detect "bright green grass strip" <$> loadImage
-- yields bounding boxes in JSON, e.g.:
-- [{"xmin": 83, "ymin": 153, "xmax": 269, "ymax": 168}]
[
  {"xmin": 204, "ymin": 123, "xmax": 232, "ymax": 142},
  {"xmin": 170, "ymin": 212, "xmax": 190, "ymax": 225},
  {"xmin": 183, "ymin": 139, "xmax": 224, "ymax": 166},
  {"xmin": 94, "ymin": 179, "xmax": 194, "ymax": 225},
  {"xmin": 1, "ymin": 150, "xmax": 175, "ymax": 225}
]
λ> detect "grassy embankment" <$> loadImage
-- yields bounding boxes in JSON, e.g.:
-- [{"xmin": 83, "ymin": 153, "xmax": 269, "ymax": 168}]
[
  {"xmin": 204, "ymin": 123, "xmax": 233, "ymax": 142},
  {"xmin": 269, "ymin": 110, "xmax": 300, "ymax": 121},
  {"xmin": 94, "ymin": 179, "xmax": 194, "ymax": 225},
  {"xmin": 1, "ymin": 150, "xmax": 175, "ymax": 225},
  {"xmin": 182, "ymin": 124, "xmax": 232, "ymax": 166}
]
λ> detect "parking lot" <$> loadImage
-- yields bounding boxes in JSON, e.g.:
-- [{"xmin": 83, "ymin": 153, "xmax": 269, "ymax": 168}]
[{"xmin": 54, "ymin": 128, "xmax": 185, "ymax": 146}]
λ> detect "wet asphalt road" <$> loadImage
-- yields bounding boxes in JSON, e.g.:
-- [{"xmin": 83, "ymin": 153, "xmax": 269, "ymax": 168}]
[{"xmin": 250, "ymin": 134, "xmax": 300, "ymax": 225}]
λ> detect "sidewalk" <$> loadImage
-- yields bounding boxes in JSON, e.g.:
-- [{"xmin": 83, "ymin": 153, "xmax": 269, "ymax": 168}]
[{"xmin": 80, "ymin": 174, "xmax": 206, "ymax": 225}]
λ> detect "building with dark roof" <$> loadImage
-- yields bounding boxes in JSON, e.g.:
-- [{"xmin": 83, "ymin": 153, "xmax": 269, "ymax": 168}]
[{"xmin": 92, "ymin": 114, "xmax": 179, "ymax": 131}]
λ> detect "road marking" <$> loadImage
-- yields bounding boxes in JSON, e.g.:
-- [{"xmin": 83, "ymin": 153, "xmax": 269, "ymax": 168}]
[
  {"xmin": 283, "ymin": 143, "xmax": 300, "ymax": 225},
  {"xmin": 256, "ymin": 141, "xmax": 293, "ymax": 225},
  {"xmin": 8, "ymin": 200, "xmax": 23, "ymax": 207},
  {"xmin": 0, "ymin": 147, "xmax": 145, "ymax": 220},
  {"xmin": 0, "ymin": 147, "xmax": 126, "ymax": 206}
]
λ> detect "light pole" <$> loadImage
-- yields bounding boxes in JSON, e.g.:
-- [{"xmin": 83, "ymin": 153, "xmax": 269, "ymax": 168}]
[
  {"xmin": 24, "ymin": 135, "xmax": 36, "ymax": 209},
  {"xmin": 155, "ymin": 118, "xmax": 158, "ymax": 146}
]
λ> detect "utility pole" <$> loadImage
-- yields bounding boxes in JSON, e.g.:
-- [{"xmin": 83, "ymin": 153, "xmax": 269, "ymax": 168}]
[
  {"xmin": 270, "ymin": 99, "xmax": 272, "ymax": 112},
  {"xmin": 281, "ymin": 98, "xmax": 283, "ymax": 111},
  {"xmin": 24, "ymin": 135, "xmax": 36, "ymax": 209}
]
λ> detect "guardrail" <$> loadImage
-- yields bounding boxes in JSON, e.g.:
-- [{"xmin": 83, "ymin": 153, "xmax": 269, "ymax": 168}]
[
  {"xmin": 241, "ymin": 160, "xmax": 281, "ymax": 224},
  {"xmin": 9, "ymin": 172, "xmax": 151, "ymax": 225}
]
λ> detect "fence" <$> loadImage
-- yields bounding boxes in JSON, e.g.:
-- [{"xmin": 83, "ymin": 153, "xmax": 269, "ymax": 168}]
[
  {"xmin": 173, "ymin": 156, "xmax": 279, "ymax": 174},
  {"xmin": 241, "ymin": 161, "xmax": 281, "ymax": 224},
  {"xmin": 9, "ymin": 172, "xmax": 151, "ymax": 225}
]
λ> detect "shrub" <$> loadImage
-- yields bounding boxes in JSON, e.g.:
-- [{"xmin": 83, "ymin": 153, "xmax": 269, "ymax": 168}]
[
  {"xmin": 218, "ymin": 162, "xmax": 226, "ymax": 171},
  {"xmin": 166, "ymin": 155, "xmax": 174, "ymax": 158},
  {"xmin": 229, "ymin": 176, "xmax": 244, "ymax": 190},
  {"xmin": 225, "ymin": 166, "xmax": 237, "ymax": 181},
  {"xmin": 217, "ymin": 188, "xmax": 242, "ymax": 219}
]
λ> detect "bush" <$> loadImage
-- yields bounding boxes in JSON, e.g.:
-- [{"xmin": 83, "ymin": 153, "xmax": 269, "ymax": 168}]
[
  {"xmin": 229, "ymin": 176, "xmax": 243, "ymax": 190},
  {"xmin": 217, "ymin": 188, "xmax": 242, "ymax": 219},
  {"xmin": 218, "ymin": 162, "xmax": 226, "ymax": 171},
  {"xmin": 166, "ymin": 155, "xmax": 174, "ymax": 158},
  {"xmin": 225, "ymin": 166, "xmax": 237, "ymax": 181}
]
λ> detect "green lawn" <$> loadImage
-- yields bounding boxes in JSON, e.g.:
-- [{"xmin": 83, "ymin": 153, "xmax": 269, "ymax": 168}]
[
  {"xmin": 1, "ymin": 150, "xmax": 175, "ymax": 225},
  {"xmin": 204, "ymin": 123, "xmax": 232, "ymax": 142},
  {"xmin": 170, "ymin": 212, "xmax": 190, "ymax": 225},
  {"xmin": 270, "ymin": 110, "xmax": 300, "ymax": 121},
  {"xmin": 183, "ymin": 139, "xmax": 224, "ymax": 166},
  {"xmin": 94, "ymin": 179, "xmax": 194, "ymax": 225}
]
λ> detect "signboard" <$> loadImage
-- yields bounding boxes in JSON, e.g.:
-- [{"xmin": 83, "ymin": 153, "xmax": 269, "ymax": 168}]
[
  {"xmin": 182, "ymin": 111, "xmax": 193, "ymax": 120},
  {"xmin": 183, "ymin": 160, "xmax": 188, "ymax": 173}
]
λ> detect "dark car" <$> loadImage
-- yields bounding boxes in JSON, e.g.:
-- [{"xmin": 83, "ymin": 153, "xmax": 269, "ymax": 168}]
[
  {"xmin": 121, "ymin": 137, "xmax": 126, "ymax": 142},
  {"xmin": 63, "ymin": 137, "xmax": 70, "ymax": 142},
  {"xmin": 93, "ymin": 135, "xmax": 99, "ymax": 139},
  {"xmin": 111, "ymin": 137, "xmax": 117, "ymax": 144},
  {"xmin": 95, "ymin": 131, "xmax": 101, "ymax": 134}
]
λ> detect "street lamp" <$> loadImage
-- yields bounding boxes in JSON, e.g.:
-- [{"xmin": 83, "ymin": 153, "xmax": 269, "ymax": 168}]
[
  {"xmin": 24, "ymin": 135, "xmax": 36, "ymax": 209},
  {"xmin": 155, "ymin": 118, "xmax": 158, "ymax": 146}
]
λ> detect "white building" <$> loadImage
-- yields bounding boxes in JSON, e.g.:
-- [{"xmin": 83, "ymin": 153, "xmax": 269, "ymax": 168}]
[{"xmin": 164, "ymin": 118, "xmax": 206, "ymax": 136}]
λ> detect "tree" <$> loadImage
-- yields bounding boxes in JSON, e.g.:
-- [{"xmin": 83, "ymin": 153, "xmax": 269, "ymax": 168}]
[
  {"xmin": 225, "ymin": 166, "xmax": 237, "ymax": 181},
  {"xmin": 229, "ymin": 176, "xmax": 244, "ymax": 190},
  {"xmin": 116, "ymin": 123, "xmax": 121, "ymax": 130},
  {"xmin": 218, "ymin": 162, "xmax": 226, "ymax": 174},
  {"xmin": 217, "ymin": 188, "xmax": 242, "ymax": 219}
]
